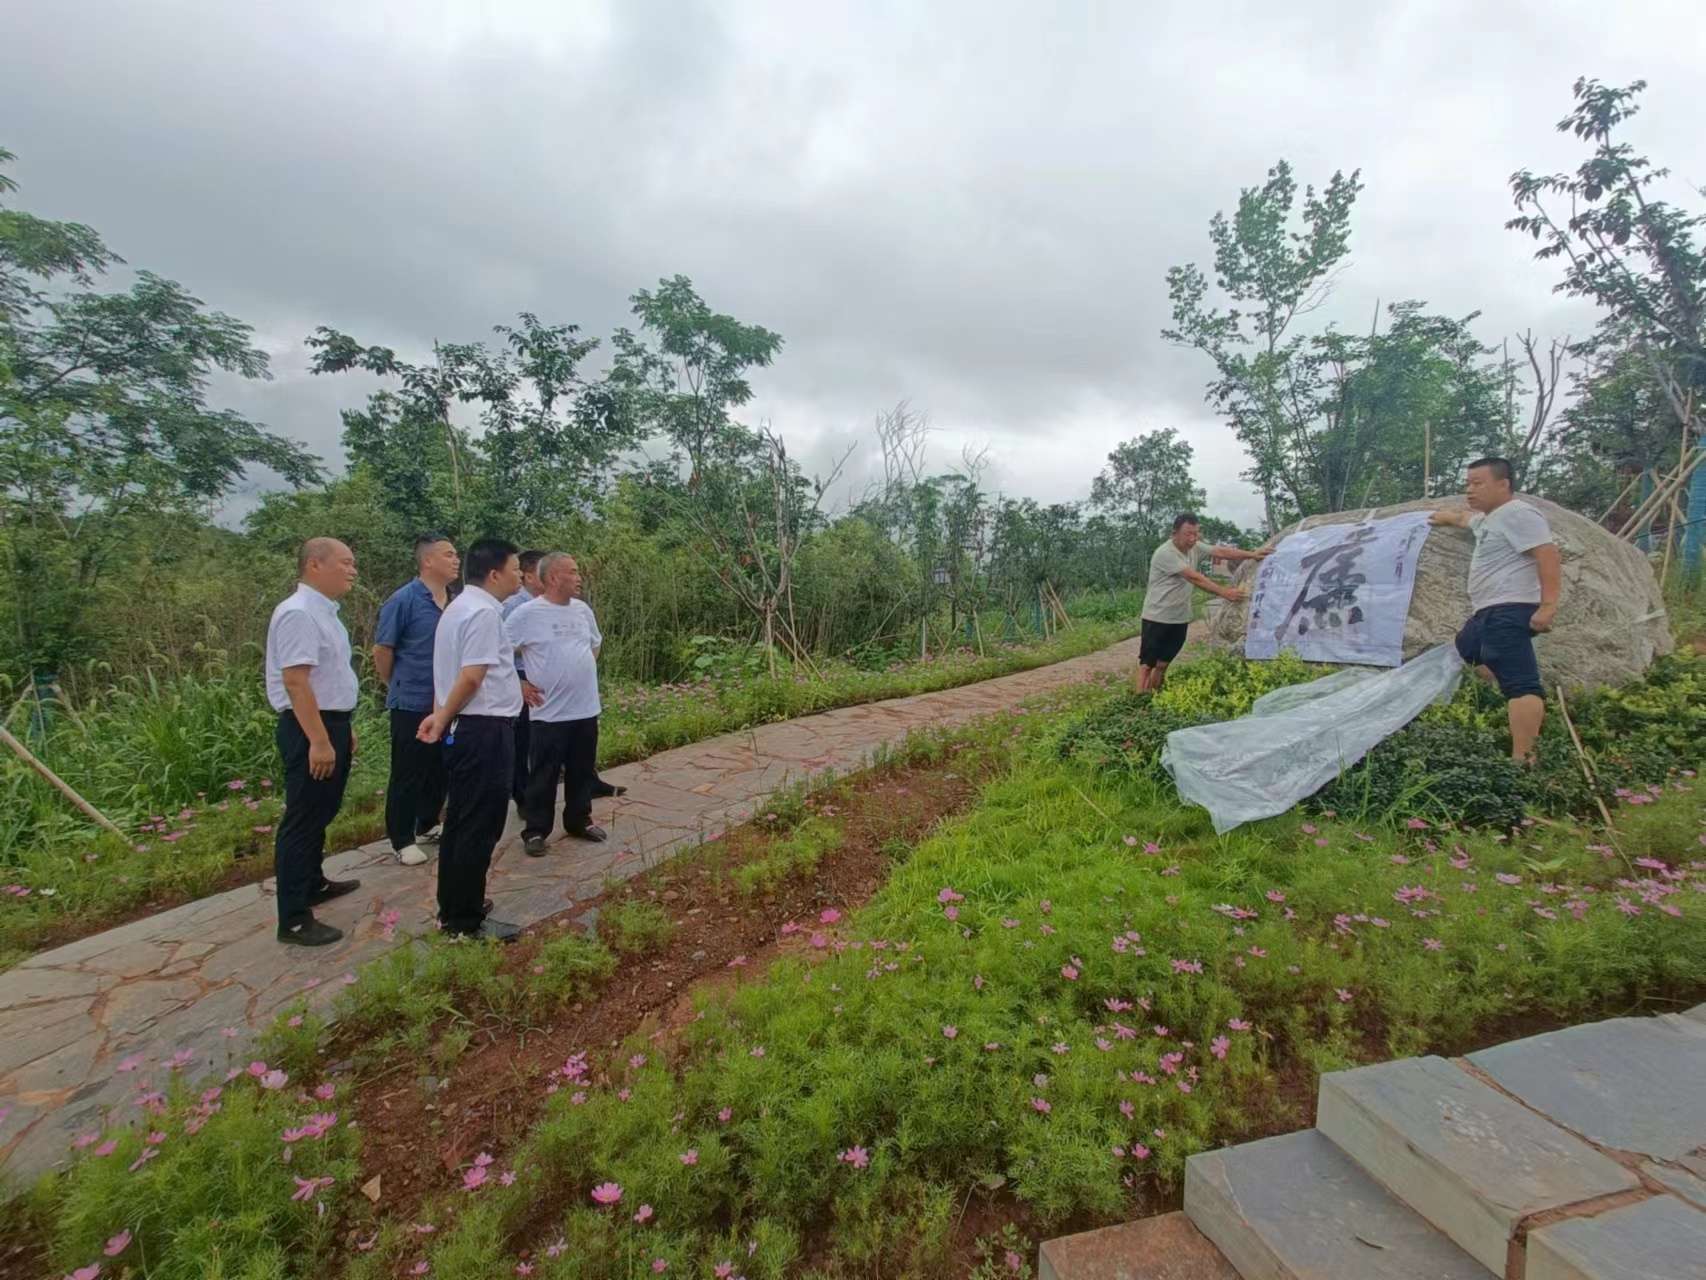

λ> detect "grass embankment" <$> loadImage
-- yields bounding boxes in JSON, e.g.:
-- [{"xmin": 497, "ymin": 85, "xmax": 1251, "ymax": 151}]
[
  {"xmin": 0, "ymin": 618, "xmax": 1138, "ymax": 969},
  {"xmin": 15, "ymin": 653, "xmax": 1705, "ymax": 1280}
]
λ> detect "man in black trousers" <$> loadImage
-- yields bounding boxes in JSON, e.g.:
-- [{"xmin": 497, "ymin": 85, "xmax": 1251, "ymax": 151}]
[
  {"xmin": 266, "ymin": 538, "xmax": 363, "ymax": 946},
  {"xmin": 419, "ymin": 538, "xmax": 525, "ymax": 941},
  {"xmin": 372, "ymin": 533, "xmax": 459, "ymax": 866},
  {"xmin": 508, "ymin": 551, "xmax": 609, "ymax": 853},
  {"xmin": 502, "ymin": 549, "xmax": 545, "ymax": 812}
]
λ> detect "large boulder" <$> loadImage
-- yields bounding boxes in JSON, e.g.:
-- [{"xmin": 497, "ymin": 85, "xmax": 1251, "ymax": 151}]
[{"xmin": 1204, "ymin": 495, "xmax": 1671, "ymax": 691}]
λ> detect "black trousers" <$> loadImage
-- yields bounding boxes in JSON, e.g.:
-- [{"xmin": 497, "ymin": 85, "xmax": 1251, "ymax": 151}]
[
  {"xmin": 274, "ymin": 711, "xmax": 353, "ymax": 925},
  {"xmin": 385, "ymin": 708, "xmax": 446, "ymax": 851},
  {"xmin": 521, "ymin": 715, "xmax": 599, "ymax": 839},
  {"xmin": 438, "ymin": 714, "xmax": 514, "ymax": 934},
  {"xmin": 511, "ymin": 700, "xmax": 531, "ymax": 807}
]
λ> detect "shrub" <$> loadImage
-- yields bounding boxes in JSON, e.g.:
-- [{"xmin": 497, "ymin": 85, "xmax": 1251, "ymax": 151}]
[{"xmin": 599, "ymin": 899, "xmax": 677, "ymax": 956}]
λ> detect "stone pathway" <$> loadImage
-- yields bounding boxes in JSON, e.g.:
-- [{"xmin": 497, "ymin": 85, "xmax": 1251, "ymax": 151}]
[{"xmin": 0, "ymin": 634, "xmax": 1150, "ymax": 1185}]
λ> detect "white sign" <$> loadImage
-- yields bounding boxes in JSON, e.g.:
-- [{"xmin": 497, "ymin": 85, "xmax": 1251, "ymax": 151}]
[{"xmin": 1244, "ymin": 511, "xmax": 1433, "ymax": 666}]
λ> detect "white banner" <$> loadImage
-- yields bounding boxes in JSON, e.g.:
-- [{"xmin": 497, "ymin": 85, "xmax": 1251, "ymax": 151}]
[{"xmin": 1244, "ymin": 511, "xmax": 1432, "ymax": 666}]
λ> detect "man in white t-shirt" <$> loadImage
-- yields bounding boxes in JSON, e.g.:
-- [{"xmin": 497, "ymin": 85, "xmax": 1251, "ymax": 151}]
[
  {"xmin": 264, "ymin": 538, "xmax": 363, "ymax": 947},
  {"xmin": 1137, "ymin": 513, "xmax": 1268, "ymax": 691},
  {"xmin": 508, "ymin": 552, "xmax": 608, "ymax": 854},
  {"xmin": 1430, "ymin": 457, "xmax": 1562, "ymax": 763},
  {"xmin": 418, "ymin": 538, "xmax": 525, "ymax": 940}
]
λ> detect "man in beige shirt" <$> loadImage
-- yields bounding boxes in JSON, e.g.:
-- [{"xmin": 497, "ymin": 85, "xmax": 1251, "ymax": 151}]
[{"xmin": 1138, "ymin": 513, "xmax": 1269, "ymax": 692}]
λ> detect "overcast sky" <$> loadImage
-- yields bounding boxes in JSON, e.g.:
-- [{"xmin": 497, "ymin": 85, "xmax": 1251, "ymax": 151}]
[{"xmin": 6, "ymin": 0, "xmax": 1704, "ymax": 528}]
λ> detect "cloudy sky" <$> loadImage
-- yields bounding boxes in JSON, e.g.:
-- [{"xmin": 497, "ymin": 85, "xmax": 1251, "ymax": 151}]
[{"xmin": 6, "ymin": 0, "xmax": 1704, "ymax": 528}]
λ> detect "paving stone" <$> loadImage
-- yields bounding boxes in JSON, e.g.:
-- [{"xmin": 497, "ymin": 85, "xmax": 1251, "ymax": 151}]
[
  {"xmin": 99, "ymin": 977, "xmax": 206, "ymax": 1037},
  {"xmin": 1527, "ymin": 1194, "xmax": 1706, "ymax": 1280},
  {"xmin": 1184, "ymin": 1129, "xmax": 1487, "ymax": 1280},
  {"xmin": 1318, "ymin": 1054, "xmax": 1635, "ymax": 1273},
  {"xmin": 0, "ymin": 965, "xmax": 109, "ymax": 1010},
  {"xmin": 1038, "ymin": 1212, "xmax": 1238, "ymax": 1280},
  {"xmin": 1467, "ymin": 1014, "xmax": 1706, "ymax": 1162},
  {"xmin": 1642, "ymin": 1163, "xmax": 1706, "ymax": 1211}
]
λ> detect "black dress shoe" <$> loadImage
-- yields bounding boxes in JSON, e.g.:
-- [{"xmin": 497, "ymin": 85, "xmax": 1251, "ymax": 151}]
[
  {"xmin": 308, "ymin": 877, "xmax": 361, "ymax": 906},
  {"xmin": 445, "ymin": 917, "xmax": 521, "ymax": 943},
  {"xmin": 591, "ymin": 780, "xmax": 627, "ymax": 798},
  {"xmin": 278, "ymin": 916, "xmax": 343, "ymax": 947},
  {"xmin": 566, "ymin": 824, "xmax": 608, "ymax": 843},
  {"xmin": 522, "ymin": 834, "xmax": 548, "ymax": 857}
]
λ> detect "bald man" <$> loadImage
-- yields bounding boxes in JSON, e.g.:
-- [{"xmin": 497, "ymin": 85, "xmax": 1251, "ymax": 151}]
[{"xmin": 265, "ymin": 538, "xmax": 363, "ymax": 947}]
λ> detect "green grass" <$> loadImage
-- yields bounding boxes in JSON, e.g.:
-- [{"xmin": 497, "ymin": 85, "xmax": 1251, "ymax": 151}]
[
  {"xmin": 599, "ymin": 899, "xmax": 677, "ymax": 957},
  {"xmin": 26, "ymin": 671, "xmax": 1703, "ymax": 1280},
  {"xmin": 0, "ymin": 618, "xmax": 1139, "ymax": 969}
]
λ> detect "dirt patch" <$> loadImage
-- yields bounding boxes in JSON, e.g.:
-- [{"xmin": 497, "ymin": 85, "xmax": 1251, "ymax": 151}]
[{"xmin": 344, "ymin": 744, "xmax": 995, "ymax": 1235}]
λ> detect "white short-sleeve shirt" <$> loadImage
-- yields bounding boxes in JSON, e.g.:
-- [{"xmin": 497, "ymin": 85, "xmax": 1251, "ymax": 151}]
[
  {"xmin": 429, "ymin": 583, "xmax": 522, "ymax": 716},
  {"xmin": 507, "ymin": 597, "xmax": 602, "ymax": 722},
  {"xmin": 264, "ymin": 584, "xmax": 359, "ymax": 713},
  {"xmin": 432, "ymin": 584, "xmax": 524, "ymax": 718},
  {"xmin": 1468, "ymin": 499, "xmax": 1553, "ymax": 612}
]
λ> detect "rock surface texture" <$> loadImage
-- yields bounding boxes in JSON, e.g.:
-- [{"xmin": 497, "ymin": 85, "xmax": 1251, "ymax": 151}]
[{"xmin": 1204, "ymin": 496, "xmax": 1671, "ymax": 691}]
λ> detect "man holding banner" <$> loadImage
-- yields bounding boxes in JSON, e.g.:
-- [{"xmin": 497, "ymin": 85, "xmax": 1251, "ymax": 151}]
[{"xmin": 1139, "ymin": 513, "xmax": 1269, "ymax": 692}]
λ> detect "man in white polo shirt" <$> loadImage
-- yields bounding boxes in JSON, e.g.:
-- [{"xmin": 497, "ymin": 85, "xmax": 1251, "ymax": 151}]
[
  {"xmin": 1430, "ymin": 456, "xmax": 1562, "ymax": 763},
  {"xmin": 418, "ymin": 537, "xmax": 525, "ymax": 940},
  {"xmin": 265, "ymin": 537, "xmax": 363, "ymax": 947},
  {"xmin": 509, "ymin": 551, "xmax": 608, "ymax": 854}
]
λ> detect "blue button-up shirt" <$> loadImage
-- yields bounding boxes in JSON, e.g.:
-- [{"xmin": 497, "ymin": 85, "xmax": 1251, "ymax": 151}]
[{"xmin": 375, "ymin": 578, "xmax": 445, "ymax": 712}]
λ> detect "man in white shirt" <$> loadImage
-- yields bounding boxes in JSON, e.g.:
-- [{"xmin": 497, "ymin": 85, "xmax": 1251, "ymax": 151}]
[
  {"xmin": 1430, "ymin": 457, "xmax": 1562, "ymax": 763},
  {"xmin": 418, "ymin": 538, "xmax": 525, "ymax": 941},
  {"xmin": 265, "ymin": 538, "xmax": 363, "ymax": 946},
  {"xmin": 508, "ymin": 552, "xmax": 608, "ymax": 854},
  {"xmin": 1137, "ymin": 513, "xmax": 1266, "ymax": 691}
]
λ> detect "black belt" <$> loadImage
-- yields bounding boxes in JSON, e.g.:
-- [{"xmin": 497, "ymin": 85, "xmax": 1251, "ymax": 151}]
[
  {"xmin": 281, "ymin": 708, "xmax": 353, "ymax": 720},
  {"xmin": 455, "ymin": 713, "xmax": 517, "ymax": 725}
]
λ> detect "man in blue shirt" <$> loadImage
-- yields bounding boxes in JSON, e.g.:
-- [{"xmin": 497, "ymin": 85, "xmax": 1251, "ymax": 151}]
[{"xmin": 373, "ymin": 534, "xmax": 459, "ymax": 865}]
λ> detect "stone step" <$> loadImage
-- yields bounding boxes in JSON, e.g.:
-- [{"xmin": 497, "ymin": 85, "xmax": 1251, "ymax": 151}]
[
  {"xmin": 1316, "ymin": 1054, "xmax": 1637, "ymax": 1275},
  {"xmin": 1526, "ymin": 1194, "xmax": 1706, "ymax": 1280},
  {"xmin": 1037, "ymin": 1212, "xmax": 1239, "ymax": 1280},
  {"xmin": 1183, "ymin": 1129, "xmax": 1489, "ymax": 1279}
]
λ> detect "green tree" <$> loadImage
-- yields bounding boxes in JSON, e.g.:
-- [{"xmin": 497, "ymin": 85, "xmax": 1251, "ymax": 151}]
[
  {"xmin": 0, "ymin": 149, "xmax": 320, "ymax": 674},
  {"xmin": 1090, "ymin": 428, "xmax": 1207, "ymax": 538},
  {"xmin": 611, "ymin": 276, "xmax": 784, "ymax": 484},
  {"xmin": 1164, "ymin": 161, "xmax": 1363, "ymax": 526}
]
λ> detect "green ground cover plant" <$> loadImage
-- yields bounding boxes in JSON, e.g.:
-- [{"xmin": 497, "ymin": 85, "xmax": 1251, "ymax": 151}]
[
  {"xmin": 0, "ymin": 618, "xmax": 1137, "ymax": 969},
  {"xmin": 22, "ymin": 659, "xmax": 1705, "ymax": 1280}
]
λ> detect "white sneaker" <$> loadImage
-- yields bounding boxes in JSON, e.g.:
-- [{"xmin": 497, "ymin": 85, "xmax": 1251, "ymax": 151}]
[
  {"xmin": 395, "ymin": 844, "xmax": 430, "ymax": 866},
  {"xmin": 416, "ymin": 826, "xmax": 442, "ymax": 845}
]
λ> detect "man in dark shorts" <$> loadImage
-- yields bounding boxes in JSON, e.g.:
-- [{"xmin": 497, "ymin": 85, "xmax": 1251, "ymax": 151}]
[
  {"xmin": 1138, "ymin": 513, "xmax": 1269, "ymax": 691},
  {"xmin": 1430, "ymin": 457, "xmax": 1561, "ymax": 763}
]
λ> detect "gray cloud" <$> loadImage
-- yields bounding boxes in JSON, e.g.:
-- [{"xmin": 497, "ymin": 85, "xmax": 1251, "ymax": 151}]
[{"xmin": 5, "ymin": 0, "xmax": 1703, "ymax": 530}]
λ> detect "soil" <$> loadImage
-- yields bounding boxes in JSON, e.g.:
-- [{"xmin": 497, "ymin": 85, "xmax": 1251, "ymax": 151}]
[{"xmin": 341, "ymin": 742, "xmax": 996, "ymax": 1246}]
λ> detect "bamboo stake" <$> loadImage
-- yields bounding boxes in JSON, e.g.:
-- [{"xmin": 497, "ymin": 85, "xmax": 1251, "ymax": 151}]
[
  {"xmin": 1553, "ymin": 686, "xmax": 1625, "ymax": 863},
  {"xmin": 1595, "ymin": 472, "xmax": 1641, "ymax": 526},
  {"xmin": 0, "ymin": 723, "xmax": 127, "ymax": 838},
  {"xmin": 1618, "ymin": 450, "xmax": 1706, "ymax": 540},
  {"xmin": 1661, "ymin": 494, "xmax": 1685, "ymax": 586}
]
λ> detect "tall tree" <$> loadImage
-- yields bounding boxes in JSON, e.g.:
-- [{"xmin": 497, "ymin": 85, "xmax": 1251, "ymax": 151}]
[
  {"xmin": 610, "ymin": 276, "xmax": 784, "ymax": 485},
  {"xmin": 1163, "ymin": 160, "xmax": 1363, "ymax": 527},
  {"xmin": 0, "ymin": 148, "xmax": 320, "ymax": 672},
  {"xmin": 1090, "ymin": 428, "xmax": 1207, "ymax": 538}
]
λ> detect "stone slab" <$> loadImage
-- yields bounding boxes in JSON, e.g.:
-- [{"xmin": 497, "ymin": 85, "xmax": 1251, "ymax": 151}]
[
  {"xmin": 1682, "ymin": 1003, "xmax": 1706, "ymax": 1026},
  {"xmin": 1318, "ymin": 1055, "xmax": 1635, "ymax": 1274},
  {"xmin": 1527, "ymin": 1194, "xmax": 1706, "ymax": 1280},
  {"xmin": 1038, "ymin": 1213, "xmax": 1238, "ymax": 1280},
  {"xmin": 1183, "ymin": 1129, "xmax": 1487, "ymax": 1280},
  {"xmin": 1467, "ymin": 1014, "xmax": 1706, "ymax": 1162},
  {"xmin": 1642, "ymin": 1163, "xmax": 1706, "ymax": 1212}
]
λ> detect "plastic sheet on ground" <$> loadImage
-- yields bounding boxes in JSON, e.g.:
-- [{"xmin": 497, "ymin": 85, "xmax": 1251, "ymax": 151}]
[{"xmin": 1160, "ymin": 644, "xmax": 1465, "ymax": 834}]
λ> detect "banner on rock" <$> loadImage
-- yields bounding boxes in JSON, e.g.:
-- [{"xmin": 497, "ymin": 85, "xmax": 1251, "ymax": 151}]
[{"xmin": 1244, "ymin": 511, "xmax": 1433, "ymax": 667}]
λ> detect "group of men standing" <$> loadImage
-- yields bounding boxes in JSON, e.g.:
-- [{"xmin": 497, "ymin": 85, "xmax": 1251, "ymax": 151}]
[{"xmin": 263, "ymin": 535, "xmax": 617, "ymax": 948}]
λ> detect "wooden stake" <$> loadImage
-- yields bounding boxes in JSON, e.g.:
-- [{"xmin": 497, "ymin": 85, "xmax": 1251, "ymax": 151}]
[
  {"xmin": 1422, "ymin": 420, "xmax": 1431, "ymax": 498},
  {"xmin": 0, "ymin": 723, "xmax": 127, "ymax": 838},
  {"xmin": 1553, "ymin": 686, "xmax": 1624, "ymax": 860},
  {"xmin": 1595, "ymin": 472, "xmax": 1642, "ymax": 526}
]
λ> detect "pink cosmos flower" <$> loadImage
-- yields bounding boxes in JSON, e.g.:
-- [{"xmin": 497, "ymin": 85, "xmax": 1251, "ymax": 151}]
[
  {"xmin": 1130, "ymin": 1142, "xmax": 1151, "ymax": 1160},
  {"xmin": 1030, "ymin": 1097, "xmax": 1051, "ymax": 1114},
  {"xmin": 67, "ymin": 1267, "xmax": 101, "ymax": 1280},
  {"xmin": 937, "ymin": 886, "xmax": 964, "ymax": 903},
  {"xmin": 943, "ymin": 906, "xmax": 959, "ymax": 921},
  {"xmin": 652, "ymin": 1261, "xmax": 668, "ymax": 1274},
  {"xmin": 1300, "ymin": 823, "xmax": 1318, "ymax": 835},
  {"xmin": 839, "ymin": 1145, "xmax": 870, "ymax": 1168},
  {"xmin": 1060, "ymin": 964, "xmax": 1079, "ymax": 981},
  {"xmin": 116, "ymin": 1054, "xmax": 145, "ymax": 1074},
  {"xmin": 942, "ymin": 1025, "xmax": 958, "ymax": 1039},
  {"xmin": 819, "ymin": 908, "xmax": 841, "ymax": 924},
  {"xmin": 500, "ymin": 1170, "xmax": 517, "ymax": 1186},
  {"xmin": 1496, "ymin": 872, "xmax": 1522, "ymax": 886},
  {"xmin": 95, "ymin": 1139, "xmax": 118, "ymax": 1157},
  {"xmin": 718, "ymin": 1107, "xmax": 733, "ymax": 1123},
  {"xmin": 716, "ymin": 1264, "xmax": 735, "ymax": 1279},
  {"xmin": 412, "ymin": 1264, "xmax": 429, "ymax": 1276},
  {"xmin": 1423, "ymin": 938, "xmax": 1444, "ymax": 952},
  {"xmin": 749, "ymin": 1046, "xmax": 765, "ymax": 1058},
  {"xmin": 679, "ymin": 1149, "xmax": 698, "ymax": 1166},
  {"xmin": 1335, "ymin": 988, "xmax": 1353, "ymax": 1003},
  {"xmin": 462, "ymin": 1166, "xmax": 488, "ymax": 1191},
  {"xmin": 1211, "ymin": 1035, "xmax": 1230, "ymax": 1060},
  {"xmin": 1228, "ymin": 1018, "xmax": 1252, "ymax": 1032},
  {"xmin": 259, "ymin": 1070, "xmax": 288, "ymax": 1091},
  {"xmin": 516, "ymin": 1265, "xmax": 534, "ymax": 1276},
  {"xmin": 104, "ymin": 1230, "xmax": 132, "ymax": 1256},
  {"xmin": 591, "ymin": 1181, "xmax": 623, "ymax": 1206},
  {"xmin": 291, "ymin": 1175, "xmax": 334, "ymax": 1202},
  {"xmin": 634, "ymin": 1204, "xmax": 654, "ymax": 1224},
  {"xmin": 1039, "ymin": 899, "xmax": 1052, "ymax": 914},
  {"xmin": 314, "ymin": 1083, "xmax": 335, "ymax": 1101},
  {"xmin": 1405, "ymin": 818, "xmax": 1429, "ymax": 830},
  {"xmin": 629, "ymin": 1054, "xmax": 647, "ymax": 1069},
  {"xmin": 1123, "ymin": 835, "xmax": 1138, "ymax": 846},
  {"xmin": 72, "ymin": 1131, "xmax": 100, "ymax": 1150},
  {"xmin": 1118, "ymin": 1099, "xmax": 1135, "ymax": 1118}
]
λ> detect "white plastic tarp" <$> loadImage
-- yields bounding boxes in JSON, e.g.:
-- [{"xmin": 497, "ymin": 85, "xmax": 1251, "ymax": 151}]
[{"xmin": 1159, "ymin": 644, "xmax": 1465, "ymax": 834}]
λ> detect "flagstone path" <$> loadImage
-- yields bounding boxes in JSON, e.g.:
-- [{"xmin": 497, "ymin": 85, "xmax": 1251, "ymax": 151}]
[{"xmin": 0, "ymin": 632, "xmax": 1156, "ymax": 1186}]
